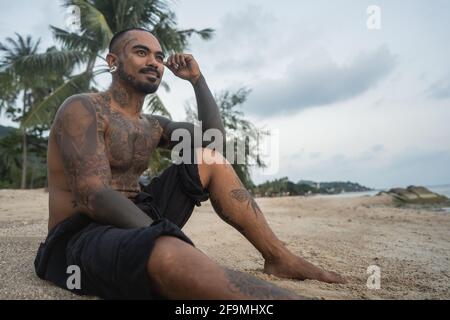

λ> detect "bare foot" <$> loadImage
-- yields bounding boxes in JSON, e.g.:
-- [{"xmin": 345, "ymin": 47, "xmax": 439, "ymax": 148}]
[{"xmin": 264, "ymin": 252, "xmax": 346, "ymax": 284}]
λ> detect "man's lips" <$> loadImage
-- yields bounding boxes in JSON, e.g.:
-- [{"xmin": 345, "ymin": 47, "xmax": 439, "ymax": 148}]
[{"xmin": 140, "ymin": 70, "xmax": 160, "ymax": 78}]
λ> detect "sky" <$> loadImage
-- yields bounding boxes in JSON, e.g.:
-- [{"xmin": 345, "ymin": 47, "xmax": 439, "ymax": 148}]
[{"xmin": 0, "ymin": 0, "xmax": 449, "ymax": 189}]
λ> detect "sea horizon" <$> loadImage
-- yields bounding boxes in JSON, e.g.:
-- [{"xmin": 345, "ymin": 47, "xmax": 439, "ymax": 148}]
[{"xmin": 312, "ymin": 183, "xmax": 450, "ymax": 199}]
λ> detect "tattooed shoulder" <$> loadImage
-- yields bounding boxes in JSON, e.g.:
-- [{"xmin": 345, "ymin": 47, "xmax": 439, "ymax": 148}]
[
  {"xmin": 55, "ymin": 94, "xmax": 92, "ymax": 130},
  {"xmin": 53, "ymin": 94, "xmax": 108, "ymax": 145}
]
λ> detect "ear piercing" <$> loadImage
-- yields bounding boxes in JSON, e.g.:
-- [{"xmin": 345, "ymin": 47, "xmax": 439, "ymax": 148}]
[{"xmin": 110, "ymin": 65, "xmax": 118, "ymax": 73}]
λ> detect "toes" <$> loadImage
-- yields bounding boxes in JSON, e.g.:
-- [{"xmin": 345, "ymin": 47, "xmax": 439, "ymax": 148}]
[{"xmin": 324, "ymin": 271, "xmax": 347, "ymax": 284}]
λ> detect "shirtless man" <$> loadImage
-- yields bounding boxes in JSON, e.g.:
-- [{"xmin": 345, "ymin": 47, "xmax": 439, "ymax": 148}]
[{"xmin": 35, "ymin": 28, "xmax": 344, "ymax": 300}]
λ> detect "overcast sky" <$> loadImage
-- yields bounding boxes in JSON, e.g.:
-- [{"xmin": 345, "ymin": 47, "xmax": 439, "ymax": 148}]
[{"xmin": 1, "ymin": 0, "xmax": 449, "ymax": 189}]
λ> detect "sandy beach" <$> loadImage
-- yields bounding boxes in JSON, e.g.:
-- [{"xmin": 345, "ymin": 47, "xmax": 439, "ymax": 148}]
[{"xmin": 0, "ymin": 189, "xmax": 449, "ymax": 300}]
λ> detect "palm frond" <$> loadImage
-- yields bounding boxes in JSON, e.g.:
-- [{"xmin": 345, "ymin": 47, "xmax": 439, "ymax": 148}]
[
  {"xmin": 1, "ymin": 49, "xmax": 87, "ymax": 75},
  {"xmin": 21, "ymin": 71, "xmax": 93, "ymax": 128},
  {"xmin": 0, "ymin": 71, "xmax": 18, "ymax": 113},
  {"xmin": 50, "ymin": 25, "xmax": 98, "ymax": 51},
  {"xmin": 70, "ymin": 0, "xmax": 113, "ymax": 49},
  {"xmin": 94, "ymin": 0, "xmax": 169, "ymax": 32},
  {"xmin": 144, "ymin": 94, "xmax": 171, "ymax": 118},
  {"xmin": 0, "ymin": 34, "xmax": 40, "ymax": 68}
]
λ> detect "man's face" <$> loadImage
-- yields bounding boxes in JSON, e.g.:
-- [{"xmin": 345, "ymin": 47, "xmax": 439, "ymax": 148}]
[{"xmin": 110, "ymin": 30, "xmax": 165, "ymax": 94}]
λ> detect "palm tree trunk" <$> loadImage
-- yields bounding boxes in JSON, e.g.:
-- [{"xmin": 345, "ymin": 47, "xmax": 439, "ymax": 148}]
[
  {"xmin": 20, "ymin": 90, "xmax": 28, "ymax": 189},
  {"xmin": 20, "ymin": 129, "xmax": 27, "ymax": 189}
]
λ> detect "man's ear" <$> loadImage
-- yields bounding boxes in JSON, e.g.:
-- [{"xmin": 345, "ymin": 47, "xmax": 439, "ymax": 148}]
[{"xmin": 106, "ymin": 53, "xmax": 119, "ymax": 68}]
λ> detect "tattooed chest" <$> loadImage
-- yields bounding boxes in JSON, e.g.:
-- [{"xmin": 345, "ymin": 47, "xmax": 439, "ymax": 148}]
[{"xmin": 105, "ymin": 113, "xmax": 161, "ymax": 173}]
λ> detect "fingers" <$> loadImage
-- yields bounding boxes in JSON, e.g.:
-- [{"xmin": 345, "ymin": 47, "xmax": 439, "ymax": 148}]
[
  {"xmin": 172, "ymin": 54, "xmax": 178, "ymax": 67},
  {"xmin": 165, "ymin": 54, "xmax": 177, "ymax": 69},
  {"xmin": 180, "ymin": 55, "xmax": 186, "ymax": 68},
  {"xmin": 175, "ymin": 54, "xmax": 182, "ymax": 67},
  {"xmin": 165, "ymin": 53, "xmax": 190, "ymax": 69}
]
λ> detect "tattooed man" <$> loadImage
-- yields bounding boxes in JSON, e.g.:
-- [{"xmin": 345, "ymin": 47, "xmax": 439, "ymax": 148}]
[{"xmin": 34, "ymin": 28, "xmax": 345, "ymax": 300}]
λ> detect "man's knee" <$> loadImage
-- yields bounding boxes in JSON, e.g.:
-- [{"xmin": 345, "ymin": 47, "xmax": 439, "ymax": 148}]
[
  {"xmin": 147, "ymin": 236, "xmax": 192, "ymax": 277},
  {"xmin": 195, "ymin": 147, "xmax": 227, "ymax": 166},
  {"xmin": 195, "ymin": 148, "xmax": 228, "ymax": 188}
]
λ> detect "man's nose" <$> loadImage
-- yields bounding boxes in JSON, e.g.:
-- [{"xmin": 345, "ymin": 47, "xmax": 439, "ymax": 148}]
[{"xmin": 146, "ymin": 55, "xmax": 160, "ymax": 68}]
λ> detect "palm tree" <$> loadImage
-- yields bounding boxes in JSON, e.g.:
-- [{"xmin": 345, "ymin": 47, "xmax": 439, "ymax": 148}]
[
  {"xmin": 0, "ymin": 34, "xmax": 80, "ymax": 188},
  {"xmin": 0, "ymin": 35, "xmax": 45, "ymax": 188},
  {"xmin": 22, "ymin": 0, "xmax": 215, "ymax": 128},
  {"xmin": 0, "ymin": 128, "xmax": 47, "ymax": 189},
  {"xmin": 0, "ymin": 129, "xmax": 22, "ymax": 188}
]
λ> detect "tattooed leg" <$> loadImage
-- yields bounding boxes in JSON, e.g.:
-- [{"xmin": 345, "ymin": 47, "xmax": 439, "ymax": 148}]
[
  {"xmin": 147, "ymin": 236, "xmax": 305, "ymax": 299},
  {"xmin": 197, "ymin": 148, "xmax": 346, "ymax": 284}
]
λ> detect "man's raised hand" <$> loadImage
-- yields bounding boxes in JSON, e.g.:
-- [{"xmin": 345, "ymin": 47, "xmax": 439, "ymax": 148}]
[{"xmin": 164, "ymin": 53, "xmax": 201, "ymax": 84}]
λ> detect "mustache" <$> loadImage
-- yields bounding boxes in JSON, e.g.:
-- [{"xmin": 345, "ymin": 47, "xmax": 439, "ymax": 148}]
[{"xmin": 140, "ymin": 67, "xmax": 160, "ymax": 78}]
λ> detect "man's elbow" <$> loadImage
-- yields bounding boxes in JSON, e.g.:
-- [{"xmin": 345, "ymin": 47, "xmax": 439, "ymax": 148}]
[{"xmin": 75, "ymin": 186, "xmax": 112, "ymax": 220}]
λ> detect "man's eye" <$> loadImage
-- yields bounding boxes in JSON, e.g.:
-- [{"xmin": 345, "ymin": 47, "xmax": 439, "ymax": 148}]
[
  {"xmin": 156, "ymin": 56, "xmax": 164, "ymax": 62},
  {"xmin": 137, "ymin": 50, "xmax": 146, "ymax": 56}
]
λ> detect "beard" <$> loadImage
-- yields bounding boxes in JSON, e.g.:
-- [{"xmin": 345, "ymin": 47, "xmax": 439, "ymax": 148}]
[{"xmin": 117, "ymin": 62, "xmax": 159, "ymax": 94}]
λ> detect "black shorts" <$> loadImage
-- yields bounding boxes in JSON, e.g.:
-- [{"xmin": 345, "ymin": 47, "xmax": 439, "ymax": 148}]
[{"xmin": 34, "ymin": 162, "xmax": 209, "ymax": 299}]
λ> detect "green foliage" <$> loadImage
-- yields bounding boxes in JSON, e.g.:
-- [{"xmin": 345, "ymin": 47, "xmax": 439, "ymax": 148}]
[
  {"xmin": 0, "ymin": 129, "xmax": 22, "ymax": 188},
  {"xmin": 147, "ymin": 148, "xmax": 172, "ymax": 176},
  {"xmin": 254, "ymin": 177, "xmax": 372, "ymax": 197},
  {"xmin": 0, "ymin": 34, "xmax": 71, "ymax": 188},
  {"xmin": 0, "ymin": 69, "xmax": 18, "ymax": 113},
  {"xmin": 0, "ymin": 128, "xmax": 47, "ymax": 188},
  {"xmin": 22, "ymin": 71, "xmax": 93, "ymax": 128}
]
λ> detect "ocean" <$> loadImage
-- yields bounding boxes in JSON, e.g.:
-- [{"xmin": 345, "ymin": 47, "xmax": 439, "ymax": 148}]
[
  {"xmin": 314, "ymin": 190, "xmax": 380, "ymax": 199},
  {"xmin": 426, "ymin": 185, "xmax": 450, "ymax": 212},
  {"xmin": 317, "ymin": 184, "xmax": 450, "ymax": 198},
  {"xmin": 427, "ymin": 184, "xmax": 450, "ymax": 198},
  {"xmin": 317, "ymin": 184, "xmax": 450, "ymax": 212}
]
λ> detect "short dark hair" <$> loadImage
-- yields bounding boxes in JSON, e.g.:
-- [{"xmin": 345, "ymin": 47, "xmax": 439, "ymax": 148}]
[{"xmin": 108, "ymin": 27, "xmax": 153, "ymax": 53}]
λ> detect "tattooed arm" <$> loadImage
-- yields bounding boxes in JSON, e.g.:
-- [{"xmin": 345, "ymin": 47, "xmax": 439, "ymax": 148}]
[
  {"xmin": 148, "ymin": 75, "xmax": 225, "ymax": 151},
  {"xmin": 150, "ymin": 114, "xmax": 225, "ymax": 152},
  {"xmin": 164, "ymin": 53, "xmax": 225, "ymax": 138},
  {"xmin": 192, "ymin": 74, "xmax": 225, "ymax": 137},
  {"xmin": 150, "ymin": 115, "xmax": 203, "ymax": 150},
  {"xmin": 55, "ymin": 95, "xmax": 153, "ymax": 228}
]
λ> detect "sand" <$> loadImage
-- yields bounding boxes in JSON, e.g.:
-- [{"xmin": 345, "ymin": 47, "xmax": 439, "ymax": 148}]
[{"xmin": 0, "ymin": 189, "xmax": 449, "ymax": 300}]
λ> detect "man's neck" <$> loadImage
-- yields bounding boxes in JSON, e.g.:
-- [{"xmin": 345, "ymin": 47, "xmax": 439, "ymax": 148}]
[{"xmin": 107, "ymin": 80, "xmax": 145, "ymax": 117}]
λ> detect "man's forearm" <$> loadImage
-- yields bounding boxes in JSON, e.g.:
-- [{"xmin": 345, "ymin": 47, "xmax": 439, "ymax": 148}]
[
  {"xmin": 85, "ymin": 188, "xmax": 153, "ymax": 229},
  {"xmin": 192, "ymin": 74, "xmax": 225, "ymax": 137}
]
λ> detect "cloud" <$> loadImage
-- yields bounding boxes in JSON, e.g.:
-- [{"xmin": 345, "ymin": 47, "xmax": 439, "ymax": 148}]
[
  {"xmin": 245, "ymin": 45, "xmax": 396, "ymax": 117},
  {"xmin": 0, "ymin": 1, "xmax": 65, "ymax": 50},
  {"xmin": 376, "ymin": 149, "xmax": 450, "ymax": 188},
  {"xmin": 357, "ymin": 144, "xmax": 385, "ymax": 161},
  {"xmin": 309, "ymin": 152, "xmax": 321, "ymax": 159},
  {"xmin": 428, "ymin": 73, "xmax": 450, "ymax": 100},
  {"xmin": 192, "ymin": 5, "xmax": 279, "ymax": 76}
]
